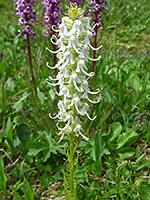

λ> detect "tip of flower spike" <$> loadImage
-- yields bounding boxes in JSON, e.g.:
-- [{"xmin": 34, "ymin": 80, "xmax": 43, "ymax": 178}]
[{"xmin": 66, "ymin": 2, "xmax": 84, "ymax": 21}]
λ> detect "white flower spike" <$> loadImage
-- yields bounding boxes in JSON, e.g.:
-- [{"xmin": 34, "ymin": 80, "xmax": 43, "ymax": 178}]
[{"xmin": 46, "ymin": 4, "xmax": 101, "ymax": 141}]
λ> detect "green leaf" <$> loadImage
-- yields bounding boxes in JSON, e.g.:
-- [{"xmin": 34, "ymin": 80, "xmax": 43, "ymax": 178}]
[
  {"xmin": 139, "ymin": 184, "xmax": 150, "ymax": 200},
  {"xmin": 103, "ymin": 88, "xmax": 114, "ymax": 103},
  {"xmin": 1, "ymin": 117, "xmax": 13, "ymax": 144},
  {"xmin": 7, "ymin": 47, "xmax": 14, "ymax": 60},
  {"xmin": 14, "ymin": 116, "xmax": 26, "ymax": 126},
  {"xmin": 0, "ymin": 158, "xmax": 7, "ymax": 193},
  {"xmin": 43, "ymin": 149, "xmax": 51, "ymax": 162},
  {"xmin": 13, "ymin": 192, "xmax": 21, "ymax": 200},
  {"xmin": 16, "ymin": 124, "xmax": 32, "ymax": 145},
  {"xmin": 135, "ymin": 153, "xmax": 146, "ymax": 166},
  {"xmin": 78, "ymin": 141, "xmax": 89, "ymax": 150},
  {"xmin": 136, "ymin": 160, "xmax": 150, "ymax": 171},
  {"xmin": 44, "ymin": 131, "xmax": 53, "ymax": 146},
  {"xmin": 13, "ymin": 37, "xmax": 18, "ymax": 45},
  {"xmin": 103, "ymin": 148, "xmax": 111, "ymax": 155},
  {"xmin": 53, "ymin": 172, "xmax": 64, "ymax": 181},
  {"xmin": 116, "ymin": 147, "xmax": 136, "ymax": 159},
  {"xmin": 94, "ymin": 131, "xmax": 104, "ymax": 176},
  {"xmin": 11, "ymin": 181, "xmax": 24, "ymax": 194},
  {"xmin": 37, "ymin": 87, "xmax": 46, "ymax": 104},
  {"xmin": 94, "ymin": 131, "xmax": 104, "ymax": 161},
  {"xmin": 13, "ymin": 92, "xmax": 30, "ymax": 112},
  {"xmin": 49, "ymin": 89, "xmax": 55, "ymax": 101},
  {"xmin": 5, "ymin": 117, "xmax": 13, "ymax": 144},
  {"xmin": 23, "ymin": 179, "xmax": 34, "ymax": 200},
  {"xmin": 142, "ymin": 71, "xmax": 149, "ymax": 91},
  {"xmin": 6, "ymin": 78, "xmax": 15, "ymax": 92},
  {"xmin": 133, "ymin": 77, "xmax": 141, "ymax": 92},
  {"xmin": 134, "ymin": 178, "xmax": 144, "ymax": 187},
  {"xmin": 28, "ymin": 142, "xmax": 48, "ymax": 156},
  {"xmin": 83, "ymin": 142, "xmax": 96, "ymax": 161},
  {"xmin": 116, "ymin": 129, "xmax": 137, "ymax": 149},
  {"xmin": 120, "ymin": 109, "xmax": 129, "ymax": 126},
  {"xmin": 126, "ymin": 74, "xmax": 141, "ymax": 93},
  {"xmin": 106, "ymin": 122, "xmax": 122, "ymax": 142},
  {"xmin": 25, "ymin": 155, "xmax": 34, "ymax": 164}
]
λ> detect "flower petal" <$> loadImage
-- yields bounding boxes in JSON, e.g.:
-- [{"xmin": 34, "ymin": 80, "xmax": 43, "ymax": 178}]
[
  {"xmin": 56, "ymin": 120, "xmax": 70, "ymax": 131},
  {"xmin": 46, "ymin": 47, "xmax": 61, "ymax": 54}
]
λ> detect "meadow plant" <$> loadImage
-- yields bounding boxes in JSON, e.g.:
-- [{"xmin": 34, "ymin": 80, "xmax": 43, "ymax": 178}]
[
  {"xmin": 41, "ymin": 0, "xmax": 62, "ymax": 36},
  {"xmin": 41, "ymin": 0, "xmax": 62, "ymax": 100},
  {"xmin": 88, "ymin": 0, "xmax": 108, "ymax": 88},
  {"xmin": 12, "ymin": 0, "xmax": 37, "ymax": 40},
  {"xmin": 12, "ymin": 0, "xmax": 38, "ymax": 95},
  {"xmin": 12, "ymin": 0, "xmax": 51, "ymax": 131},
  {"xmin": 46, "ymin": 3, "xmax": 102, "ymax": 199}
]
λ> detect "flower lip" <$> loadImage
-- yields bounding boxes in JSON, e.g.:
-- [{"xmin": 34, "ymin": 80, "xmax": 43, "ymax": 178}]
[
  {"xmin": 66, "ymin": 115, "xmax": 71, "ymax": 121},
  {"xmin": 70, "ymin": 35, "xmax": 76, "ymax": 43},
  {"xmin": 83, "ymin": 80, "xmax": 88, "ymax": 86},
  {"xmin": 84, "ymin": 103, "xmax": 89, "ymax": 109},
  {"xmin": 78, "ymin": 59, "xmax": 85, "ymax": 67},
  {"xmin": 74, "ymin": 97, "xmax": 79, "ymax": 104},
  {"xmin": 59, "ymin": 64, "xmax": 65, "ymax": 71},
  {"xmin": 58, "ymin": 101, "xmax": 66, "ymax": 112},
  {"xmin": 74, "ymin": 124, "xmax": 82, "ymax": 132},
  {"xmin": 62, "ymin": 87, "xmax": 67, "ymax": 94},
  {"xmin": 84, "ymin": 44, "xmax": 90, "ymax": 52},
  {"xmin": 87, "ymin": 30, "xmax": 93, "ymax": 38},
  {"xmin": 56, "ymin": 39, "xmax": 61, "ymax": 46},
  {"xmin": 59, "ymin": 24, "xmax": 64, "ymax": 31},
  {"xmin": 64, "ymin": 51, "xmax": 70, "ymax": 58},
  {"xmin": 71, "ymin": 73, "xmax": 77, "ymax": 80},
  {"xmin": 58, "ymin": 101, "xmax": 63, "ymax": 109},
  {"xmin": 75, "ymin": 20, "xmax": 82, "ymax": 28}
]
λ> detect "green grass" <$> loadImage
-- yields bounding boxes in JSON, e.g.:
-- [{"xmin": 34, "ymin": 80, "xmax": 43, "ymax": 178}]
[{"xmin": 0, "ymin": 0, "xmax": 150, "ymax": 199}]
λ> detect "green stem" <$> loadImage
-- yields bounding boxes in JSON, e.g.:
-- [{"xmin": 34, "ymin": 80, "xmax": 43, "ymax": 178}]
[
  {"xmin": 115, "ymin": 0, "xmax": 119, "ymax": 60},
  {"xmin": 115, "ymin": 0, "xmax": 120, "ymax": 83},
  {"xmin": 68, "ymin": 73, "xmax": 76, "ymax": 199},
  {"xmin": 26, "ymin": 34, "xmax": 37, "ymax": 96},
  {"xmin": 1, "ymin": 79, "xmax": 5, "ymax": 118},
  {"xmin": 1, "ymin": 79, "xmax": 6, "ymax": 130},
  {"xmin": 30, "ymin": 87, "xmax": 50, "ymax": 133},
  {"xmin": 69, "ymin": 130, "xmax": 74, "ymax": 198}
]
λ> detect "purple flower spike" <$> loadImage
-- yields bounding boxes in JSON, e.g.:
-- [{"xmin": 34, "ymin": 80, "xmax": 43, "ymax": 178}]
[
  {"xmin": 12, "ymin": 0, "xmax": 37, "ymax": 40},
  {"xmin": 89, "ymin": 0, "xmax": 108, "ymax": 27},
  {"xmin": 41, "ymin": 0, "xmax": 62, "ymax": 36},
  {"xmin": 89, "ymin": 0, "xmax": 108, "ymax": 89}
]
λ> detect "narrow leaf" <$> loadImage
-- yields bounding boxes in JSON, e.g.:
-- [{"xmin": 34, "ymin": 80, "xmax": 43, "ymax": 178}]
[
  {"xmin": 13, "ymin": 192, "xmax": 21, "ymax": 200},
  {"xmin": 23, "ymin": 179, "xmax": 34, "ymax": 200},
  {"xmin": 116, "ymin": 147, "xmax": 136, "ymax": 159}
]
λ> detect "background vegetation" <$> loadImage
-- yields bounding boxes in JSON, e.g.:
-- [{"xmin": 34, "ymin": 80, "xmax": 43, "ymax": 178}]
[{"xmin": 0, "ymin": 0, "xmax": 150, "ymax": 199}]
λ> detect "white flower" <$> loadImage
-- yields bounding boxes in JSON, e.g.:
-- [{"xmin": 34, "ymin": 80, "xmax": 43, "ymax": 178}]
[{"xmin": 47, "ymin": 15, "xmax": 102, "ymax": 140}]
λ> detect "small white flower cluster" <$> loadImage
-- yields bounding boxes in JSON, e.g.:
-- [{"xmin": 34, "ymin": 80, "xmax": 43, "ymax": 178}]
[{"xmin": 46, "ymin": 14, "xmax": 101, "ymax": 141}]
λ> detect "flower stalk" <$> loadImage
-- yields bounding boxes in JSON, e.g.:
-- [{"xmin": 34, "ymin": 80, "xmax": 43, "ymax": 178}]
[
  {"xmin": 88, "ymin": 0, "xmax": 108, "ymax": 89},
  {"xmin": 12, "ymin": 0, "xmax": 38, "ymax": 95},
  {"xmin": 41, "ymin": 0, "xmax": 62, "ymax": 101},
  {"xmin": 115, "ymin": 0, "xmax": 119, "ymax": 60},
  {"xmin": 69, "ymin": 130, "xmax": 75, "ymax": 197},
  {"xmin": 26, "ymin": 33, "xmax": 37, "ymax": 96},
  {"xmin": 46, "ymin": 3, "xmax": 101, "ymax": 198},
  {"xmin": 12, "ymin": 0, "xmax": 52, "ymax": 131}
]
